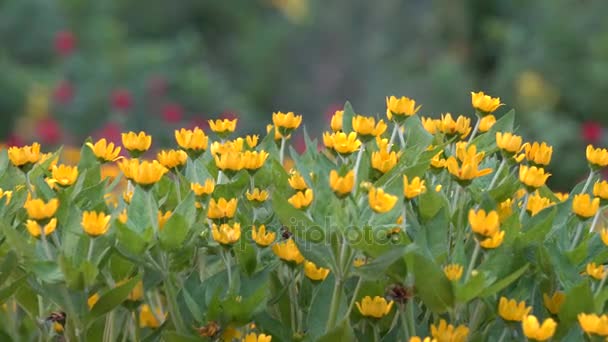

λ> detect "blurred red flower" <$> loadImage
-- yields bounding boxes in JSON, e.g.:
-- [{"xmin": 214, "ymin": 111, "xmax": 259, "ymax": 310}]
[
  {"xmin": 111, "ymin": 89, "xmax": 133, "ymax": 111},
  {"xmin": 189, "ymin": 117, "xmax": 209, "ymax": 130},
  {"xmin": 36, "ymin": 118, "xmax": 62, "ymax": 145},
  {"xmin": 219, "ymin": 110, "xmax": 238, "ymax": 121},
  {"xmin": 147, "ymin": 76, "xmax": 167, "ymax": 97},
  {"xmin": 54, "ymin": 31, "xmax": 76, "ymax": 57},
  {"xmin": 5, "ymin": 134, "xmax": 24, "ymax": 147},
  {"xmin": 53, "ymin": 80, "xmax": 74, "ymax": 104},
  {"xmin": 162, "ymin": 103, "xmax": 183, "ymax": 123},
  {"xmin": 95, "ymin": 122, "xmax": 122, "ymax": 144},
  {"xmin": 582, "ymin": 121, "xmax": 602, "ymax": 144}
]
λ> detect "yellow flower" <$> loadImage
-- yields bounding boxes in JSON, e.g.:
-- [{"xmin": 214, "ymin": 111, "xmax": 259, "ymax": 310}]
[
  {"xmin": 355, "ymin": 296, "xmax": 394, "ymax": 318},
  {"xmin": 139, "ymin": 304, "xmax": 164, "ymax": 328},
  {"xmin": 601, "ymin": 228, "xmax": 608, "ymax": 246},
  {"xmin": 577, "ymin": 313, "xmax": 608, "ymax": 336},
  {"xmin": 421, "ymin": 117, "xmax": 440, "ymax": 134},
  {"xmin": 479, "ymin": 231, "xmax": 505, "ymax": 249},
  {"xmin": 368, "ymin": 187, "xmax": 398, "ymax": 213},
  {"xmin": 24, "ymin": 198, "xmax": 59, "ymax": 220},
  {"xmin": 525, "ymin": 142, "xmax": 553, "ymax": 166},
  {"xmin": 122, "ymin": 190, "xmax": 133, "ymax": 204},
  {"xmin": 403, "ymin": 176, "xmax": 426, "ymax": 199},
  {"xmin": 430, "ymin": 151, "xmax": 446, "ymax": 170},
  {"xmin": 207, "ymin": 198, "xmax": 238, "ymax": 220},
  {"xmin": 214, "ymin": 152, "xmax": 245, "ymax": 173},
  {"xmin": 118, "ymin": 209, "xmax": 128, "ymax": 224},
  {"xmin": 175, "ymin": 127, "xmax": 209, "ymax": 153},
  {"xmin": 208, "ymin": 118, "xmax": 237, "ymax": 135},
  {"xmin": 211, "ymin": 138, "xmax": 245, "ymax": 156},
  {"xmin": 121, "ymin": 131, "xmax": 152, "ymax": 153},
  {"xmin": 572, "ymin": 194, "xmax": 600, "ymax": 219},
  {"xmin": 157, "ymin": 149, "xmax": 188, "ymax": 169},
  {"xmin": 304, "ymin": 261, "xmax": 330, "ymax": 281},
  {"xmin": 242, "ymin": 151, "xmax": 269, "ymax": 171},
  {"xmin": 371, "ymin": 149, "xmax": 398, "ymax": 174},
  {"xmin": 242, "ymin": 332, "xmax": 272, "ymax": 342},
  {"xmin": 288, "ymin": 189, "xmax": 314, "ymax": 209},
  {"xmin": 587, "ymin": 144, "xmax": 608, "ymax": 169},
  {"xmin": 330, "ymin": 110, "xmax": 343, "ymax": 132},
  {"xmin": 252, "ymin": 225, "xmax": 276, "ymax": 247},
  {"xmin": 157, "ymin": 210, "xmax": 172, "ymax": 230},
  {"xmin": 543, "ymin": 292, "xmax": 565, "ymax": 315},
  {"xmin": 267, "ymin": 124, "xmax": 284, "ymax": 141},
  {"xmin": 0, "ymin": 188, "xmax": 13, "ymax": 205},
  {"xmin": 272, "ymin": 239, "xmax": 304, "ymax": 264},
  {"xmin": 386, "ymin": 96, "xmax": 421, "ymax": 121},
  {"xmin": 430, "ymin": 319, "xmax": 469, "ymax": 342},
  {"xmin": 519, "ymin": 165, "xmax": 551, "ymax": 190},
  {"xmin": 443, "ymin": 264, "xmax": 463, "ymax": 281},
  {"xmin": 436, "ymin": 113, "xmax": 471, "ymax": 139},
  {"xmin": 521, "ymin": 315, "xmax": 557, "ymax": 341},
  {"xmin": 498, "ymin": 199, "xmax": 514, "ymax": 222},
  {"xmin": 288, "ymin": 171, "xmax": 308, "ymax": 190},
  {"xmin": 594, "ymin": 181, "xmax": 608, "ymax": 200},
  {"xmin": 527, "ymin": 192, "xmax": 554, "ymax": 216},
  {"xmin": 127, "ymin": 280, "xmax": 144, "ymax": 301},
  {"xmin": 246, "ymin": 135, "xmax": 259, "ymax": 149},
  {"xmin": 468, "ymin": 209, "xmax": 500, "ymax": 237},
  {"xmin": 352, "ymin": 115, "xmax": 387, "ymax": 137},
  {"xmin": 554, "ymin": 192, "xmax": 570, "ymax": 202},
  {"xmin": 328, "ymin": 131, "xmax": 362, "ymax": 155},
  {"xmin": 586, "ymin": 262, "xmax": 605, "ymax": 280},
  {"xmin": 51, "ymin": 164, "xmax": 78, "ymax": 187},
  {"xmin": 191, "ymin": 179, "xmax": 215, "ymax": 197},
  {"xmin": 478, "ymin": 115, "xmax": 496, "ymax": 133},
  {"xmin": 82, "ymin": 211, "xmax": 111, "ymax": 237},
  {"xmin": 246, "ymin": 188, "xmax": 269, "ymax": 202},
  {"xmin": 118, "ymin": 159, "xmax": 168, "ymax": 186},
  {"xmin": 87, "ymin": 139, "xmax": 122, "ymax": 162},
  {"xmin": 471, "ymin": 91, "xmax": 502, "ymax": 115},
  {"xmin": 88, "ymin": 293, "xmax": 100, "ymax": 309},
  {"xmin": 329, "ymin": 170, "xmax": 355, "ymax": 196},
  {"xmin": 353, "ymin": 258, "xmax": 367, "ymax": 267},
  {"xmin": 496, "ymin": 132, "xmax": 524, "ymax": 154},
  {"xmin": 498, "ymin": 297, "xmax": 532, "ymax": 322},
  {"xmin": 212, "ymin": 222, "xmax": 241, "ymax": 245},
  {"xmin": 8, "ymin": 142, "xmax": 42, "ymax": 166},
  {"xmin": 445, "ymin": 156, "xmax": 492, "ymax": 184},
  {"xmin": 25, "ymin": 218, "xmax": 57, "ymax": 237},
  {"xmin": 272, "ymin": 111, "xmax": 302, "ymax": 132}
]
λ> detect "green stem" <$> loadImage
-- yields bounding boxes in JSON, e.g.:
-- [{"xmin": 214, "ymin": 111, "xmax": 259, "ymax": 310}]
[
  {"xmin": 325, "ymin": 277, "xmax": 344, "ymax": 332},
  {"xmin": 399, "ymin": 304, "xmax": 409, "ymax": 341},
  {"xmin": 40, "ymin": 231, "xmax": 53, "ymax": 260},
  {"xmin": 402, "ymin": 203, "xmax": 407, "ymax": 233},
  {"xmin": 595, "ymin": 272, "xmax": 608, "ymax": 298},
  {"xmin": 519, "ymin": 193, "xmax": 529, "ymax": 221},
  {"xmin": 406, "ymin": 299, "xmax": 416, "ymax": 337},
  {"xmin": 164, "ymin": 274, "xmax": 186, "ymax": 333},
  {"xmin": 353, "ymin": 144, "xmax": 365, "ymax": 185},
  {"xmin": 570, "ymin": 222, "xmax": 585, "ymax": 250},
  {"xmin": 102, "ymin": 310, "xmax": 115, "ymax": 342},
  {"xmin": 287, "ymin": 267, "xmax": 300, "ymax": 334},
  {"xmin": 464, "ymin": 241, "xmax": 481, "ymax": 283},
  {"xmin": 388, "ymin": 124, "xmax": 399, "ymax": 150},
  {"xmin": 222, "ymin": 248, "xmax": 233, "ymax": 292},
  {"xmin": 488, "ymin": 158, "xmax": 507, "ymax": 190},
  {"xmin": 372, "ymin": 322, "xmax": 381, "ymax": 342},
  {"xmin": 397, "ymin": 124, "xmax": 406, "ymax": 147},
  {"xmin": 497, "ymin": 326, "xmax": 509, "ymax": 342},
  {"xmin": 590, "ymin": 210, "xmax": 602, "ymax": 233},
  {"xmin": 87, "ymin": 238, "xmax": 95, "ymax": 263},
  {"xmin": 468, "ymin": 116, "xmax": 480, "ymax": 143},
  {"xmin": 346, "ymin": 276, "xmax": 363, "ymax": 317},
  {"xmin": 581, "ymin": 170, "xmax": 596, "ymax": 194},
  {"xmin": 280, "ymin": 137, "xmax": 287, "ymax": 165}
]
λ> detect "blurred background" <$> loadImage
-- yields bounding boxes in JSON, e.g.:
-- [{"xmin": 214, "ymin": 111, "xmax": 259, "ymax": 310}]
[{"xmin": 1, "ymin": 0, "xmax": 607, "ymax": 188}]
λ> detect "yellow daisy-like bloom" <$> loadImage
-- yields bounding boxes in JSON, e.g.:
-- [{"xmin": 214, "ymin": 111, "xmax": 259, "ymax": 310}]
[
  {"xmin": 246, "ymin": 188, "xmax": 269, "ymax": 203},
  {"xmin": 479, "ymin": 230, "xmax": 505, "ymax": 249},
  {"xmin": 211, "ymin": 138, "xmax": 244, "ymax": 156},
  {"xmin": 304, "ymin": 261, "xmax": 330, "ymax": 281},
  {"xmin": 386, "ymin": 96, "xmax": 421, "ymax": 121},
  {"xmin": 246, "ymin": 135, "xmax": 259, "ymax": 149},
  {"xmin": 242, "ymin": 332, "xmax": 272, "ymax": 342},
  {"xmin": 368, "ymin": 187, "xmax": 398, "ymax": 213},
  {"xmin": 252, "ymin": 225, "xmax": 276, "ymax": 247},
  {"xmin": 371, "ymin": 149, "xmax": 398, "ymax": 174},
  {"xmin": 498, "ymin": 297, "xmax": 532, "ymax": 322},
  {"xmin": 352, "ymin": 115, "xmax": 387, "ymax": 138},
  {"xmin": 208, "ymin": 118, "xmax": 237, "ymax": 134},
  {"xmin": 24, "ymin": 198, "xmax": 59, "ymax": 220},
  {"xmin": 87, "ymin": 293, "xmax": 100, "ymax": 309},
  {"xmin": 328, "ymin": 131, "xmax": 362, "ymax": 155},
  {"xmin": 519, "ymin": 165, "xmax": 551, "ymax": 191},
  {"xmin": 587, "ymin": 144, "xmax": 608, "ymax": 169},
  {"xmin": 543, "ymin": 292, "xmax": 565, "ymax": 315},
  {"xmin": 445, "ymin": 156, "xmax": 492, "ymax": 185},
  {"xmin": 554, "ymin": 192, "xmax": 570, "ymax": 202},
  {"xmin": 577, "ymin": 313, "xmax": 608, "ymax": 336},
  {"xmin": 409, "ymin": 337, "xmax": 436, "ymax": 342},
  {"xmin": 601, "ymin": 228, "xmax": 608, "ymax": 246},
  {"xmin": 430, "ymin": 151, "xmax": 446, "ymax": 170},
  {"xmin": 478, "ymin": 115, "xmax": 496, "ymax": 133},
  {"xmin": 121, "ymin": 131, "xmax": 152, "ymax": 154},
  {"xmin": 272, "ymin": 111, "xmax": 302, "ymax": 132},
  {"xmin": 430, "ymin": 319, "xmax": 469, "ymax": 342},
  {"xmin": 8, "ymin": 142, "xmax": 42, "ymax": 166},
  {"xmin": 25, "ymin": 218, "xmax": 57, "ymax": 238},
  {"xmin": 288, "ymin": 171, "xmax": 308, "ymax": 190},
  {"xmin": 157, "ymin": 149, "xmax": 188, "ymax": 169},
  {"xmin": 81, "ymin": 211, "xmax": 111, "ymax": 237},
  {"xmin": 118, "ymin": 209, "xmax": 128, "ymax": 224},
  {"xmin": 272, "ymin": 239, "xmax": 304, "ymax": 264},
  {"xmin": 421, "ymin": 117, "xmax": 440, "ymax": 135},
  {"xmin": 403, "ymin": 175, "xmax": 426, "ymax": 200},
  {"xmin": 207, "ymin": 198, "xmax": 238, "ymax": 220},
  {"xmin": 267, "ymin": 124, "xmax": 285, "ymax": 141},
  {"xmin": 355, "ymin": 296, "xmax": 394, "ymax": 318},
  {"xmin": 139, "ymin": 304, "xmax": 165, "ymax": 329},
  {"xmin": 191, "ymin": 179, "xmax": 215, "ymax": 197},
  {"xmin": 330, "ymin": 110, "xmax": 343, "ymax": 132},
  {"xmin": 586, "ymin": 262, "xmax": 605, "ymax": 280},
  {"xmin": 525, "ymin": 142, "xmax": 553, "ymax": 166},
  {"xmin": 118, "ymin": 159, "xmax": 168, "ymax": 186},
  {"xmin": 471, "ymin": 91, "xmax": 502, "ymax": 115},
  {"xmin": 468, "ymin": 209, "xmax": 500, "ymax": 237},
  {"xmin": 436, "ymin": 113, "xmax": 471, "ymax": 139},
  {"xmin": 288, "ymin": 189, "xmax": 314, "ymax": 209},
  {"xmin": 496, "ymin": 132, "xmax": 524, "ymax": 154},
  {"xmin": 242, "ymin": 151, "xmax": 269, "ymax": 171},
  {"xmin": 322, "ymin": 131, "xmax": 335, "ymax": 150},
  {"xmin": 521, "ymin": 315, "xmax": 557, "ymax": 341},
  {"xmin": 214, "ymin": 152, "xmax": 245, "ymax": 173},
  {"xmin": 175, "ymin": 127, "xmax": 209, "ymax": 153},
  {"xmin": 594, "ymin": 181, "xmax": 608, "ymax": 200},
  {"xmin": 498, "ymin": 198, "xmax": 514, "ymax": 222},
  {"xmin": 212, "ymin": 222, "xmax": 241, "ymax": 245},
  {"xmin": 86, "ymin": 138, "xmax": 120, "ymax": 162},
  {"xmin": 526, "ymin": 192, "xmax": 554, "ymax": 216},
  {"xmin": 443, "ymin": 264, "xmax": 464, "ymax": 281},
  {"xmin": 157, "ymin": 210, "xmax": 172, "ymax": 230},
  {"xmin": 51, "ymin": 164, "xmax": 78, "ymax": 187},
  {"xmin": 329, "ymin": 170, "xmax": 355, "ymax": 197},
  {"xmin": 572, "ymin": 194, "xmax": 600, "ymax": 219},
  {"xmin": 122, "ymin": 190, "xmax": 133, "ymax": 204}
]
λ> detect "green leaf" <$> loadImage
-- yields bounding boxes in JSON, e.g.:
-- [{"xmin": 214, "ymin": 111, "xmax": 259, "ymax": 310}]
[
  {"xmin": 454, "ymin": 272, "xmax": 496, "ymax": 303},
  {"xmin": 160, "ymin": 331, "xmax": 201, "ymax": 342},
  {"xmin": 354, "ymin": 245, "xmax": 413, "ymax": 280},
  {"xmin": 0, "ymin": 251, "xmax": 17, "ymax": 285},
  {"xmin": 409, "ymin": 252, "xmax": 454, "ymax": 313},
  {"xmin": 556, "ymin": 281, "xmax": 594, "ymax": 338},
  {"xmin": 317, "ymin": 319, "xmax": 355, "ymax": 342},
  {"xmin": 306, "ymin": 274, "xmax": 347, "ymax": 340},
  {"xmin": 342, "ymin": 101, "xmax": 356, "ymax": 133},
  {"xmin": 0, "ymin": 275, "xmax": 27, "ymax": 303},
  {"xmin": 271, "ymin": 192, "xmax": 319, "ymax": 242},
  {"xmin": 86, "ymin": 274, "xmax": 142, "ymax": 323},
  {"xmin": 159, "ymin": 214, "xmax": 189, "ymax": 251},
  {"xmin": 418, "ymin": 188, "xmax": 447, "ymax": 221},
  {"xmin": 471, "ymin": 110, "xmax": 515, "ymax": 150},
  {"xmin": 478, "ymin": 263, "xmax": 529, "ymax": 297}
]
